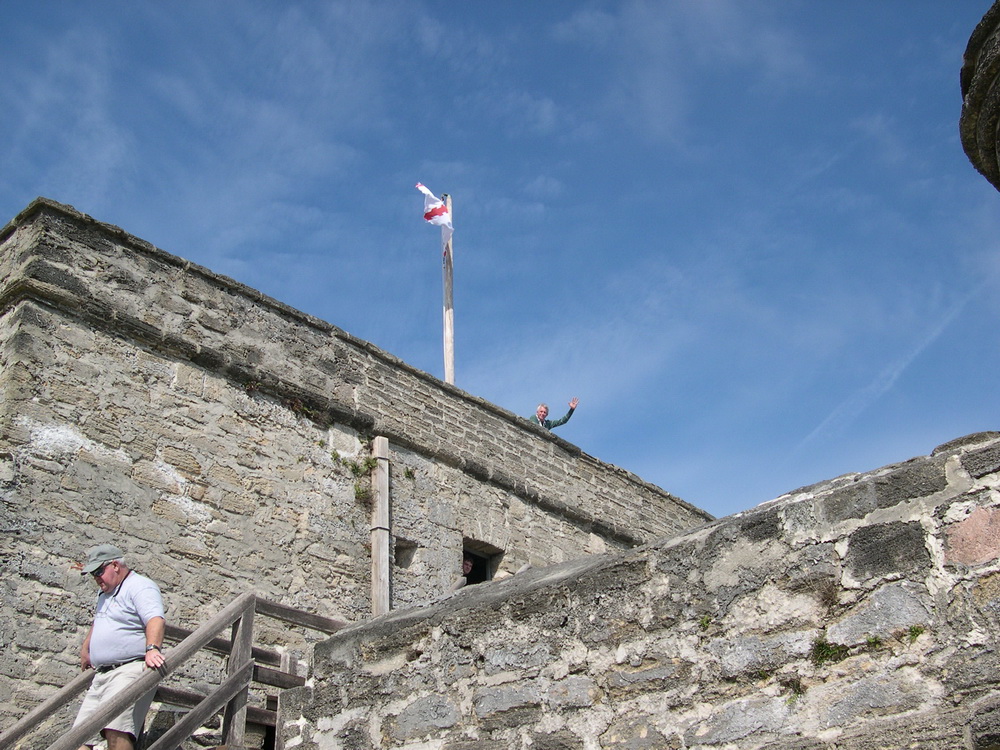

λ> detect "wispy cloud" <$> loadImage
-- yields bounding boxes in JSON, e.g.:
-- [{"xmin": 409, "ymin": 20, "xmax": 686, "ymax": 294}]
[
  {"xmin": 794, "ymin": 279, "xmax": 989, "ymax": 453},
  {"xmin": 553, "ymin": 1, "xmax": 811, "ymax": 146},
  {"xmin": 0, "ymin": 26, "xmax": 133, "ymax": 213}
]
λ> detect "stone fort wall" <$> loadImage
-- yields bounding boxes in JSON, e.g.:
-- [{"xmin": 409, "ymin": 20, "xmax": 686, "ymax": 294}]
[
  {"xmin": 4, "ymin": 2, "xmax": 998, "ymax": 742},
  {"xmin": 961, "ymin": 0, "xmax": 1000, "ymax": 192},
  {"xmin": 283, "ymin": 432, "xmax": 1000, "ymax": 749},
  {"xmin": 0, "ymin": 198, "xmax": 711, "ymax": 732}
]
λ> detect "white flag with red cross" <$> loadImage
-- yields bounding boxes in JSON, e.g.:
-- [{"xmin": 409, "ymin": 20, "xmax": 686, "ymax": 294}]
[{"xmin": 416, "ymin": 183, "xmax": 453, "ymax": 248}]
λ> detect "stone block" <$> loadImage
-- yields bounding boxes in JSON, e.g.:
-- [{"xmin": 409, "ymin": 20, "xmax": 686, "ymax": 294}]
[
  {"xmin": 821, "ymin": 706, "xmax": 966, "ymax": 748},
  {"xmin": 757, "ymin": 738, "xmax": 830, "ymax": 749},
  {"xmin": 942, "ymin": 646, "xmax": 1000, "ymax": 692},
  {"xmin": 817, "ymin": 478, "xmax": 877, "ymax": 524},
  {"xmin": 972, "ymin": 571, "xmax": 1000, "ymax": 622},
  {"xmin": 167, "ymin": 536, "xmax": 216, "ymax": 563},
  {"xmin": 529, "ymin": 729, "xmax": 586, "ymax": 749},
  {"xmin": 844, "ymin": 522, "xmax": 931, "ymax": 583},
  {"xmin": 945, "ymin": 505, "xmax": 1000, "ymax": 566},
  {"xmin": 602, "ymin": 716, "xmax": 676, "ymax": 749},
  {"xmin": 708, "ymin": 631, "xmax": 812, "ymax": 679},
  {"xmin": 683, "ymin": 696, "xmax": 788, "ymax": 745},
  {"xmin": 546, "ymin": 675, "xmax": 599, "ymax": 708},
  {"xmin": 873, "ymin": 457, "xmax": 948, "ymax": 508},
  {"xmin": 827, "ymin": 582, "xmax": 931, "ymax": 645},
  {"xmin": 809, "ymin": 669, "xmax": 929, "ymax": 729},
  {"xmin": 605, "ymin": 659, "xmax": 691, "ymax": 699},
  {"xmin": 132, "ymin": 459, "xmax": 183, "ymax": 492},
  {"xmin": 739, "ymin": 506, "xmax": 783, "ymax": 541},
  {"xmin": 483, "ymin": 642, "xmax": 551, "ymax": 676},
  {"xmin": 161, "ymin": 445, "xmax": 203, "ymax": 477},
  {"xmin": 970, "ymin": 694, "xmax": 1000, "ymax": 750},
  {"xmin": 387, "ymin": 693, "xmax": 460, "ymax": 742},
  {"xmin": 473, "ymin": 684, "xmax": 542, "ymax": 720},
  {"xmin": 962, "ymin": 442, "xmax": 1000, "ymax": 479}
]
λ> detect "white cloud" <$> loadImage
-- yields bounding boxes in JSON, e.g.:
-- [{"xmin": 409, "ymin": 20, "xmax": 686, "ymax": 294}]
[
  {"xmin": 523, "ymin": 175, "xmax": 565, "ymax": 201},
  {"xmin": 555, "ymin": 2, "xmax": 812, "ymax": 145},
  {"xmin": 0, "ymin": 26, "xmax": 134, "ymax": 213}
]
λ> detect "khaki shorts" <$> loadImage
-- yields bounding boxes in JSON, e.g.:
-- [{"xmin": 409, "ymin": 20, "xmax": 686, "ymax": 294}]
[{"xmin": 72, "ymin": 660, "xmax": 156, "ymax": 746}]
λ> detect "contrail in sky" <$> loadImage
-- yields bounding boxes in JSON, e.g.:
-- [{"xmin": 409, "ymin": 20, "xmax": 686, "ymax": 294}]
[{"xmin": 795, "ymin": 278, "xmax": 988, "ymax": 453}]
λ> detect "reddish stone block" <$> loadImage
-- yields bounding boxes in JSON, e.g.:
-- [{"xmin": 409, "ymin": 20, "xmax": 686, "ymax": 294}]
[{"xmin": 946, "ymin": 506, "xmax": 1000, "ymax": 566}]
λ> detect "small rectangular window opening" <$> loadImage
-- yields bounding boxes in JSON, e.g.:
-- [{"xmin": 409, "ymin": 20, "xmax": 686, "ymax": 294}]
[
  {"xmin": 462, "ymin": 539, "xmax": 503, "ymax": 585},
  {"xmin": 394, "ymin": 538, "xmax": 418, "ymax": 569}
]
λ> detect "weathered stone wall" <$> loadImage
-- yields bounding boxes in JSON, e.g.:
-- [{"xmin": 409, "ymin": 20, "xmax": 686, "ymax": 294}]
[
  {"xmin": 0, "ymin": 198, "xmax": 710, "ymax": 735},
  {"xmin": 282, "ymin": 432, "xmax": 1000, "ymax": 749},
  {"xmin": 961, "ymin": 0, "xmax": 1000, "ymax": 191}
]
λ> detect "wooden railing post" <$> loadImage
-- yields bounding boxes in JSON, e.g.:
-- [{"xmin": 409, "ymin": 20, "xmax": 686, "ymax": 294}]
[
  {"xmin": 220, "ymin": 599, "xmax": 255, "ymax": 747},
  {"xmin": 145, "ymin": 661, "xmax": 254, "ymax": 750}
]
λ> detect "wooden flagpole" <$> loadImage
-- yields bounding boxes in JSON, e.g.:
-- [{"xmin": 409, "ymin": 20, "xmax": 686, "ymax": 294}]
[
  {"xmin": 442, "ymin": 194, "xmax": 455, "ymax": 385},
  {"xmin": 371, "ymin": 436, "xmax": 390, "ymax": 616}
]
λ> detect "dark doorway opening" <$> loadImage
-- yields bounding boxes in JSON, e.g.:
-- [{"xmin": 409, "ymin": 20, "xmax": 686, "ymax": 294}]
[
  {"xmin": 463, "ymin": 550, "xmax": 491, "ymax": 585},
  {"xmin": 462, "ymin": 539, "xmax": 503, "ymax": 585}
]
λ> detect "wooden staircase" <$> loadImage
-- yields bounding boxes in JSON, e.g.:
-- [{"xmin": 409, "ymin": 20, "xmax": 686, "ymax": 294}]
[{"xmin": 0, "ymin": 593, "xmax": 346, "ymax": 750}]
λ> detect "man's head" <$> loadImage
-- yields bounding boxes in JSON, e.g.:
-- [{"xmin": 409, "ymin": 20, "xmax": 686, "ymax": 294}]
[
  {"xmin": 535, "ymin": 403, "xmax": 549, "ymax": 421},
  {"xmin": 81, "ymin": 544, "xmax": 129, "ymax": 593}
]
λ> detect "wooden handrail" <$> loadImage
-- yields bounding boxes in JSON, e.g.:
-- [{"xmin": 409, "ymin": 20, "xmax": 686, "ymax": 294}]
[
  {"xmin": 145, "ymin": 661, "xmax": 254, "ymax": 750},
  {"xmin": 47, "ymin": 592, "xmax": 258, "ymax": 750},
  {"xmin": 253, "ymin": 664, "xmax": 307, "ymax": 690},
  {"xmin": 0, "ymin": 592, "xmax": 344, "ymax": 750},
  {"xmin": 221, "ymin": 600, "xmax": 254, "ymax": 746},
  {"xmin": 0, "ymin": 670, "xmax": 95, "ymax": 750},
  {"xmin": 154, "ymin": 685, "xmax": 277, "ymax": 725},
  {"xmin": 254, "ymin": 597, "xmax": 347, "ymax": 633},
  {"xmin": 155, "ymin": 592, "xmax": 258, "ymax": 668},
  {"xmin": 163, "ymin": 624, "xmax": 283, "ymax": 667}
]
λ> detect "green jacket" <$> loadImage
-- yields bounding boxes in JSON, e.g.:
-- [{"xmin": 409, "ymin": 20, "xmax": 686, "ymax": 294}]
[{"xmin": 530, "ymin": 407, "xmax": 575, "ymax": 430}]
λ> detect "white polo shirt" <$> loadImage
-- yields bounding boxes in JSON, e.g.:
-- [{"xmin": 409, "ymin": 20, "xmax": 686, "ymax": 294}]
[{"xmin": 87, "ymin": 571, "xmax": 164, "ymax": 667}]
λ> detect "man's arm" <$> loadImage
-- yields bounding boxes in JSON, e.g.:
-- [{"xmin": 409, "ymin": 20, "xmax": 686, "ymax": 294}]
[
  {"xmin": 546, "ymin": 411, "xmax": 572, "ymax": 429},
  {"xmin": 547, "ymin": 398, "xmax": 579, "ymax": 429},
  {"xmin": 143, "ymin": 616, "xmax": 166, "ymax": 669},
  {"xmin": 80, "ymin": 625, "xmax": 94, "ymax": 671}
]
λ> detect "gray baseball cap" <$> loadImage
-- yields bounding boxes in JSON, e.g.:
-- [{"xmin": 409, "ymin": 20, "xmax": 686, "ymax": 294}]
[{"xmin": 80, "ymin": 544, "xmax": 124, "ymax": 575}]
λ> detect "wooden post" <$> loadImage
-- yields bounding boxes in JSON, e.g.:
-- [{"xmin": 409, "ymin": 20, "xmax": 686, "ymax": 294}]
[
  {"xmin": 220, "ymin": 605, "xmax": 255, "ymax": 747},
  {"xmin": 371, "ymin": 436, "xmax": 391, "ymax": 616},
  {"xmin": 275, "ymin": 649, "xmax": 295, "ymax": 750},
  {"xmin": 442, "ymin": 194, "xmax": 455, "ymax": 385}
]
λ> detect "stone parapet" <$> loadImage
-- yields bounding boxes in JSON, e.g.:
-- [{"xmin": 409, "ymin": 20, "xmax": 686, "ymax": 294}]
[
  {"xmin": 0, "ymin": 198, "xmax": 710, "ymax": 549},
  {"xmin": 285, "ymin": 433, "xmax": 1000, "ymax": 748}
]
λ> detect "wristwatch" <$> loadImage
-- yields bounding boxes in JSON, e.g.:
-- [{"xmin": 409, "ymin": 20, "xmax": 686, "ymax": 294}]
[{"xmin": 145, "ymin": 645, "xmax": 162, "ymax": 652}]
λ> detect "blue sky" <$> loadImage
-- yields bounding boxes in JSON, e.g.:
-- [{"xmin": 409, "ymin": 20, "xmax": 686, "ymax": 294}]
[{"xmin": 3, "ymin": 2, "xmax": 998, "ymax": 519}]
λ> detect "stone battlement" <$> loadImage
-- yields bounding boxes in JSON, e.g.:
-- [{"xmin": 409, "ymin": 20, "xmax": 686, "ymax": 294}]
[
  {"xmin": 0, "ymin": 197, "xmax": 709, "ymax": 552},
  {"xmin": 0, "ymin": 197, "xmax": 710, "ymax": 742},
  {"xmin": 283, "ymin": 432, "xmax": 1000, "ymax": 748}
]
